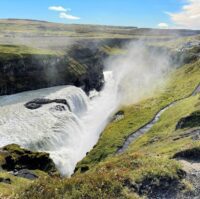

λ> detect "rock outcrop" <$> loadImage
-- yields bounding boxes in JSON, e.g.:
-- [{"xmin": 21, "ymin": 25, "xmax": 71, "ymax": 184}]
[
  {"xmin": 176, "ymin": 111, "xmax": 200, "ymax": 130},
  {"xmin": 25, "ymin": 98, "xmax": 71, "ymax": 110},
  {"xmin": 0, "ymin": 44, "xmax": 104, "ymax": 96},
  {"xmin": 173, "ymin": 147, "xmax": 200, "ymax": 161},
  {"xmin": 0, "ymin": 144, "xmax": 57, "ymax": 174}
]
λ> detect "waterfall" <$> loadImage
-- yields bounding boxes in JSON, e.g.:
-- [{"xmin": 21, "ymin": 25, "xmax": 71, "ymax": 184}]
[{"xmin": 0, "ymin": 71, "xmax": 117, "ymax": 176}]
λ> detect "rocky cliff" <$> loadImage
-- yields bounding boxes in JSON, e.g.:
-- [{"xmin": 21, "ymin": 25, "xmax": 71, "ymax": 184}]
[{"xmin": 0, "ymin": 44, "xmax": 104, "ymax": 96}]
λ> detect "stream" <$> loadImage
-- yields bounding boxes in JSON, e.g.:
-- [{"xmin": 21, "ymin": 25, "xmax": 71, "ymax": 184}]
[{"xmin": 117, "ymin": 83, "xmax": 200, "ymax": 154}]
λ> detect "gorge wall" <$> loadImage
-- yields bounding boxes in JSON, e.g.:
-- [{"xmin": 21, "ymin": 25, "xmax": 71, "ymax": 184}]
[{"xmin": 0, "ymin": 43, "xmax": 105, "ymax": 96}]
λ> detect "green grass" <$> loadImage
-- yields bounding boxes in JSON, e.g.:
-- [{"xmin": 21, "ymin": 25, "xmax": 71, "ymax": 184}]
[
  {"xmin": 16, "ymin": 154, "xmax": 183, "ymax": 199},
  {"xmin": 75, "ymin": 60, "xmax": 200, "ymax": 172},
  {"xmin": 0, "ymin": 19, "xmax": 188, "ymax": 39},
  {"xmin": 15, "ymin": 92, "xmax": 200, "ymax": 198},
  {"xmin": 0, "ymin": 172, "xmax": 31, "ymax": 198},
  {"xmin": 101, "ymin": 45, "xmax": 127, "ymax": 55},
  {"xmin": 127, "ymin": 94, "xmax": 200, "ymax": 156},
  {"xmin": 17, "ymin": 66, "xmax": 200, "ymax": 199},
  {"xmin": 0, "ymin": 20, "xmax": 199, "ymax": 197},
  {"xmin": 0, "ymin": 44, "xmax": 56, "ymax": 59}
]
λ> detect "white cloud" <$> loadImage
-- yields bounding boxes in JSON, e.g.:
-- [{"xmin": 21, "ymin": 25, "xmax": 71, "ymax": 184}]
[
  {"xmin": 167, "ymin": 0, "xmax": 200, "ymax": 29},
  {"xmin": 49, "ymin": 6, "xmax": 68, "ymax": 12},
  {"xmin": 59, "ymin": 12, "xmax": 80, "ymax": 20},
  {"xmin": 158, "ymin": 23, "xmax": 169, "ymax": 29}
]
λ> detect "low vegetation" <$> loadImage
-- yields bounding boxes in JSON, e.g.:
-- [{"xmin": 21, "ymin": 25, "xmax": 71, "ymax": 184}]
[
  {"xmin": 0, "ymin": 44, "xmax": 56, "ymax": 61},
  {"xmin": 17, "ymin": 154, "xmax": 184, "ymax": 199}
]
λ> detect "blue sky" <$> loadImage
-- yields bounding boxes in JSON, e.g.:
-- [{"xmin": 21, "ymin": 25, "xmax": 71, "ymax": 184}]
[{"xmin": 0, "ymin": 0, "xmax": 199, "ymax": 29}]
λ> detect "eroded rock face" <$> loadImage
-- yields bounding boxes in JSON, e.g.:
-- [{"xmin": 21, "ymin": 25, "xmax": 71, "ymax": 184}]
[
  {"xmin": 0, "ymin": 44, "xmax": 104, "ymax": 96},
  {"xmin": 173, "ymin": 147, "xmax": 200, "ymax": 161},
  {"xmin": 0, "ymin": 144, "xmax": 57, "ymax": 173},
  {"xmin": 124, "ymin": 170, "xmax": 186, "ymax": 199},
  {"xmin": 176, "ymin": 111, "xmax": 200, "ymax": 130}
]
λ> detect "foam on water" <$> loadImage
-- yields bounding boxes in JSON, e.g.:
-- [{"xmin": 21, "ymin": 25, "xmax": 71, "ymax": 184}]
[{"xmin": 0, "ymin": 71, "xmax": 117, "ymax": 176}]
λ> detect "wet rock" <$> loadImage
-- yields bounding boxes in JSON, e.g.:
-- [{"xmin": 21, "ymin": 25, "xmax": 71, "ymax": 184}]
[
  {"xmin": 25, "ymin": 98, "xmax": 71, "ymax": 111},
  {"xmin": 0, "ymin": 177, "xmax": 11, "ymax": 184},
  {"xmin": 50, "ymin": 105, "xmax": 66, "ymax": 112},
  {"xmin": 176, "ymin": 111, "xmax": 200, "ymax": 130},
  {"xmin": 1, "ymin": 144, "xmax": 57, "ymax": 174},
  {"xmin": 12, "ymin": 169, "xmax": 38, "ymax": 180}
]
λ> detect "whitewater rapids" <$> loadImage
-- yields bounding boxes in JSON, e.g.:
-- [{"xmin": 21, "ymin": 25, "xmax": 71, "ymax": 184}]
[{"xmin": 0, "ymin": 71, "xmax": 117, "ymax": 176}]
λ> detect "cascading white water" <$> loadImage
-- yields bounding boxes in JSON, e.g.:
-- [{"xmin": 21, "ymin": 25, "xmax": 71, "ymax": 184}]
[
  {"xmin": 0, "ymin": 42, "xmax": 173, "ymax": 176},
  {"xmin": 0, "ymin": 71, "xmax": 118, "ymax": 176}
]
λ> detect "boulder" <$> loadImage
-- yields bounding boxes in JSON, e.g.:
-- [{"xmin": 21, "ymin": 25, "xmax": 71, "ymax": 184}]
[{"xmin": 12, "ymin": 169, "xmax": 38, "ymax": 180}]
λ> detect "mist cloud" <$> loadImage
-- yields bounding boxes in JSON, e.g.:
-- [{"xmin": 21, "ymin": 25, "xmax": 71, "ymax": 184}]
[{"xmin": 105, "ymin": 41, "xmax": 174, "ymax": 106}]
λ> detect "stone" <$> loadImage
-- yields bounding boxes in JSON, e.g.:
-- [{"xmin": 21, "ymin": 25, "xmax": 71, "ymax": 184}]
[
  {"xmin": 0, "ymin": 177, "xmax": 11, "ymax": 184},
  {"xmin": 12, "ymin": 169, "xmax": 38, "ymax": 180}
]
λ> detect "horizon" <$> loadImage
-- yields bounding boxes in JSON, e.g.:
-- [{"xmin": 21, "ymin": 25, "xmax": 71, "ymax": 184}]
[
  {"xmin": 1, "ymin": 18, "xmax": 200, "ymax": 31},
  {"xmin": 0, "ymin": 0, "xmax": 200, "ymax": 29}
]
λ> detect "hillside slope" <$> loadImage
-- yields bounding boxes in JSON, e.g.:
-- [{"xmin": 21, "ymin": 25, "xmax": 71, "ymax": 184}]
[
  {"xmin": 0, "ymin": 19, "xmax": 199, "ymax": 198},
  {"xmin": 9, "ymin": 42, "xmax": 200, "ymax": 199}
]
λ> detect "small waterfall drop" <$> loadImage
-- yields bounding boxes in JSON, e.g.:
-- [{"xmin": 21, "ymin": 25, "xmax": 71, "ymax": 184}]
[{"xmin": 0, "ymin": 71, "xmax": 117, "ymax": 176}]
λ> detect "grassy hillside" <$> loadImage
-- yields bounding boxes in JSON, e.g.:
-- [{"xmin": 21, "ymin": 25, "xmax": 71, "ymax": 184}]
[
  {"xmin": 1, "ymin": 19, "xmax": 199, "ymax": 38},
  {"xmin": 76, "ymin": 60, "xmax": 200, "ymax": 172},
  {"xmin": 0, "ymin": 19, "xmax": 200, "ymax": 51},
  {"xmin": 1, "ymin": 51, "xmax": 196, "ymax": 199},
  {"xmin": 0, "ymin": 19, "xmax": 199, "ymax": 198}
]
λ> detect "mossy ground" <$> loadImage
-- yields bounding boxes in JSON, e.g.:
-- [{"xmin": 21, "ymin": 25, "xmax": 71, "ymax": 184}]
[
  {"xmin": 0, "ymin": 44, "xmax": 56, "ymax": 60},
  {"xmin": 16, "ymin": 155, "xmax": 183, "ymax": 199},
  {"xmin": 0, "ymin": 172, "xmax": 31, "ymax": 198}
]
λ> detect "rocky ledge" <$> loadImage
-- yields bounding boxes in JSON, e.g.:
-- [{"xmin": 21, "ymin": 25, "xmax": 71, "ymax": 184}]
[
  {"xmin": 176, "ymin": 110, "xmax": 200, "ymax": 130},
  {"xmin": 0, "ymin": 43, "xmax": 104, "ymax": 96},
  {"xmin": 0, "ymin": 144, "xmax": 57, "ymax": 174}
]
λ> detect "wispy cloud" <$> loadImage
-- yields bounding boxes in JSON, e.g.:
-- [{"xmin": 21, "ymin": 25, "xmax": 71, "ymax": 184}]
[
  {"xmin": 59, "ymin": 12, "xmax": 80, "ymax": 20},
  {"xmin": 158, "ymin": 23, "xmax": 169, "ymax": 29},
  {"xmin": 48, "ymin": 6, "xmax": 69, "ymax": 12},
  {"xmin": 167, "ymin": 0, "xmax": 200, "ymax": 29},
  {"xmin": 49, "ymin": 6, "xmax": 80, "ymax": 20}
]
